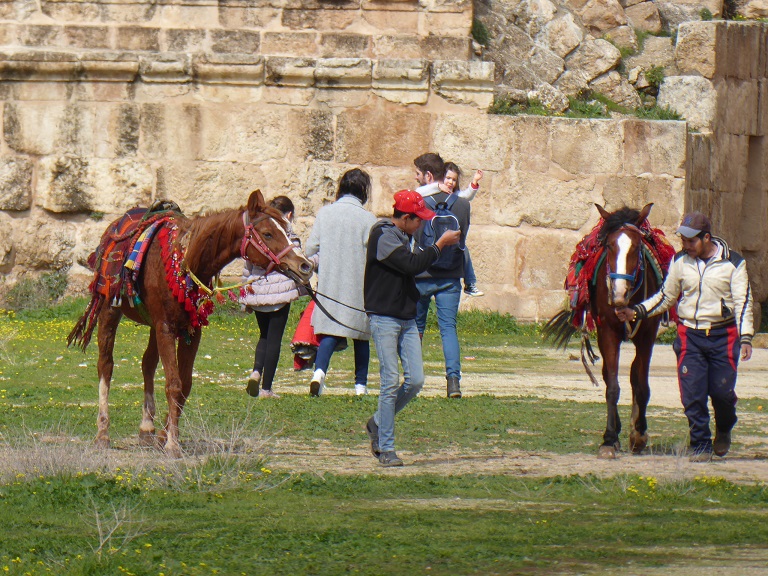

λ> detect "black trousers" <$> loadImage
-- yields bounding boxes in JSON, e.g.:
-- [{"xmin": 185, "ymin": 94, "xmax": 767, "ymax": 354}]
[
  {"xmin": 673, "ymin": 323, "xmax": 740, "ymax": 450},
  {"xmin": 253, "ymin": 303, "xmax": 291, "ymax": 391}
]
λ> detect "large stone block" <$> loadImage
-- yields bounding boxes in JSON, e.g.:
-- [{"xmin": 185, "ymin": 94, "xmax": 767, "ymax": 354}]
[
  {"xmin": 431, "ymin": 113, "xmax": 513, "ymax": 172},
  {"xmin": 622, "ymin": 119, "xmax": 687, "ymax": 177},
  {"xmin": 114, "ymin": 27, "xmax": 160, "ymax": 51},
  {"xmin": 574, "ymin": 0, "xmax": 627, "ymax": 35},
  {"xmin": 157, "ymin": 4, "xmax": 219, "ymax": 28},
  {"xmin": 712, "ymin": 133, "xmax": 749, "ymax": 194},
  {"xmin": 14, "ymin": 215, "xmax": 76, "ymax": 271},
  {"xmin": 210, "ymin": 29, "xmax": 261, "ymax": 54},
  {"xmin": 372, "ymin": 59, "xmax": 429, "ymax": 104},
  {"xmin": 515, "ymin": 229, "xmax": 576, "ymax": 291},
  {"xmin": 565, "ymin": 39, "xmax": 621, "ymax": 83},
  {"xmin": 658, "ymin": 75, "xmax": 717, "ymax": 133},
  {"xmin": 362, "ymin": 9, "xmax": 419, "ymax": 33},
  {"xmin": 431, "ymin": 60, "xmax": 495, "ymax": 108},
  {"xmin": 623, "ymin": 35, "xmax": 677, "ymax": 75},
  {"xmin": 551, "ymin": 119, "xmax": 623, "ymax": 174},
  {"xmin": 101, "ymin": 1, "xmax": 157, "ymax": 22},
  {"xmin": 367, "ymin": 164, "xmax": 416, "ymax": 217},
  {"xmin": 165, "ymin": 29, "xmax": 207, "ymax": 52},
  {"xmin": 219, "ymin": 6, "xmax": 281, "ymax": 28},
  {"xmin": 156, "ymin": 161, "xmax": 267, "ymax": 216},
  {"xmin": 601, "ymin": 174, "xmax": 685, "ymax": 228},
  {"xmin": 62, "ymin": 26, "xmax": 110, "ymax": 49},
  {"xmin": 686, "ymin": 132, "xmax": 713, "ymax": 191},
  {"xmin": 511, "ymin": 115, "xmax": 552, "ymax": 173},
  {"xmin": 292, "ymin": 109, "xmax": 335, "ymax": 161},
  {"xmin": 539, "ymin": 13, "xmax": 583, "ymax": 59},
  {"xmin": 758, "ymin": 79, "xmax": 768, "ymax": 136},
  {"xmin": 265, "ymin": 57, "xmax": 316, "ymax": 87},
  {"xmin": 589, "ymin": 70, "xmax": 642, "ymax": 108},
  {"xmin": 674, "ymin": 21, "xmax": 718, "ymax": 78},
  {"xmin": 513, "ymin": 0, "xmax": 558, "ymax": 38},
  {"xmin": 282, "ymin": 8, "xmax": 358, "ymax": 30},
  {"xmin": 336, "ymin": 108, "xmax": 432, "ymax": 166},
  {"xmin": 0, "ymin": 156, "xmax": 33, "ymax": 211},
  {"xmin": 4, "ymin": 102, "xmax": 66, "ymax": 155},
  {"xmin": 492, "ymin": 167, "xmax": 597, "ymax": 230},
  {"xmin": 715, "ymin": 78, "xmax": 759, "ymax": 135},
  {"xmin": 315, "ymin": 58, "xmax": 371, "ymax": 88},
  {"xmin": 17, "ymin": 24, "xmax": 62, "ymax": 47},
  {"xmin": 423, "ymin": 10, "xmax": 474, "ymax": 36},
  {"xmin": 319, "ymin": 33, "xmax": 371, "ymax": 58},
  {"xmin": 36, "ymin": 156, "xmax": 153, "ymax": 214},
  {"xmin": 40, "ymin": 1, "xmax": 102, "ymax": 22},
  {"xmin": 625, "ymin": 2, "xmax": 662, "ymax": 33},
  {"xmin": 262, "ymin": 32, "xmax": 319, "ymax": 57}
]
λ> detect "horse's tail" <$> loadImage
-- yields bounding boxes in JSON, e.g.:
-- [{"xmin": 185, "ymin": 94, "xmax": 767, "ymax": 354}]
[
  {"xmin": 67, "ymin": 293, "xmax": 105, "ymax": 352},
  {"xmin": 541, "ymin": 309, "xmax": 579, "ymax": 349}
]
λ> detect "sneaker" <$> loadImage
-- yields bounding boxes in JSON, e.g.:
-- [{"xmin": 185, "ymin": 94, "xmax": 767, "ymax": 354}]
[
  {"xmin": 366, "ymin": 416, "xmax": 381, "ymax": 458},
  {"xmin": 689, "ymin": 448, "xmax": 713, "ymax": 463},
  {"xmin": 378, "ymin": 451, "xmax": 403, "ymax": 467},
  {"xmin": 259, "ymin": 389, "xmax": 280, "ymax": 399},
  {"xmin": 464, "ymin": 284, "xmax": 484, "ymax": 297},
  {"xmin": 355, "ymin": 384, "xmax": 367, "ymax": 396},
  {"xmin": 713, "ymin": 430, "xmax": 731, "ymax": 457},
  {"xmin": 309, "ymin": 369, "xmax": 325, "ymax": 397},
  {"xmin": 246, "ymin": 371, "xmax": 261, "ymax": 397}
]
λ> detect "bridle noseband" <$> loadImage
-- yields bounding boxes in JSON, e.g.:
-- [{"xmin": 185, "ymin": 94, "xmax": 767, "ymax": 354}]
[
  {"xmin": 605, "ymin": 225, "xmax": 646, "ymax": 300},
  {"xmin": 240, "ymin": 211, "xmax": 295, "ymax": 274}
]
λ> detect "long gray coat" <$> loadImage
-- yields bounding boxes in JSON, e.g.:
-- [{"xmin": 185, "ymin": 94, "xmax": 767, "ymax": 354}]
[{"xmin": 305, "ymin": 195, "xmax": 377, "ymax": 339}]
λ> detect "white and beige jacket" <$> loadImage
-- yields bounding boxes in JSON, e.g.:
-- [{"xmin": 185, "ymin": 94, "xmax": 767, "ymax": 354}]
[{"xmin": 635, "ymin": 237, "xmax": 754, "ymax": 344}]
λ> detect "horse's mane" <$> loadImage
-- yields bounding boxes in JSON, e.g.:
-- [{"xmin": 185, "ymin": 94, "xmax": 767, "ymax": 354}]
[{"xmin": 598, "ymin": 207, "xmax": 642, "ymax": 243}]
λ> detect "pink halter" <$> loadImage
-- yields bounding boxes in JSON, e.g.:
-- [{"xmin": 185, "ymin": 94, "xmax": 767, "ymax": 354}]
[{"xmin": 240, "ymin": 212, "xmax": 295, "ymax": 274}]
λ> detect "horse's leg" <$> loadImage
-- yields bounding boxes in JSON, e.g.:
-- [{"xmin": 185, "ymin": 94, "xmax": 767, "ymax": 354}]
[
  {"xmin": 95, "ymin": 306, "xmax": 122, "ymax": 449},
  {"xmin": 597, "ymin": 330, "xmax": 622, "ymax": 459},
  {"xmin": 154, "ymin": 325, "xmax": 184, "ymax": 458},
  {"xmin": 628, "ymin": 334, "xmax": 654, "ymax": 453},
  {"xmin": 177, "ymin": 331, "xmax": 202, "ymax": 420},
  {"xmin": 138, "ymin": 328, "xmax": 159, "ymax": 447}
]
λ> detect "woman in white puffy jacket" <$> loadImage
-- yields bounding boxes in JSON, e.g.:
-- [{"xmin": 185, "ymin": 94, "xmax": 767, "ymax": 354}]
[{"xmin": 240, "ymin": 196, "xmax": 308, "ymax": 398}]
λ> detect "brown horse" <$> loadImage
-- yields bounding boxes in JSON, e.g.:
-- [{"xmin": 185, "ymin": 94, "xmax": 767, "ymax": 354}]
[
  {"xmin": 545, "ymin": 204, "xmax": 668, "ymax": 459},
  {"xmin": 69, "ymin": 190, "xmax": 313, "ymax": 457}
]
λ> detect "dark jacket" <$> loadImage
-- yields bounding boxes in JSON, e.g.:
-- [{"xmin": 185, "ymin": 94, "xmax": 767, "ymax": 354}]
[
  {"xmin": 414, "ymin": 191, "xmax": 470, "ymax": 279},
  {"xmin": 364, "ymin": 219, "xmax": 440, "ymax": 319}
]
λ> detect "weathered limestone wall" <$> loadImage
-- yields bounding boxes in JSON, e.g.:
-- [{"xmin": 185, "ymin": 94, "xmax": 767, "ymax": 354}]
[
  {"xmin": 0, "ymin": 0, "xmax": 708, "ymax": 321},
  {"xmin": 661, "ymin": 21, "xmax": 768, "ymax": 303}
]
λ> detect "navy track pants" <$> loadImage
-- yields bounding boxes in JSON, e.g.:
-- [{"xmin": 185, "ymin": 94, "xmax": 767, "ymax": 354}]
[{"xmin": 673, "ymin": 324, "xmax": 740, "ymax": 450}]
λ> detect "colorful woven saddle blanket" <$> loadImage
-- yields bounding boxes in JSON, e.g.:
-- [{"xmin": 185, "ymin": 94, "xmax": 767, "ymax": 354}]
[
  {"xmin": 87, "ymin": 201, "xmax": 182, "ymax": 305},
  {"xmin": 564, "ymin": 218, "xmax": 677, "ymax": 331}
]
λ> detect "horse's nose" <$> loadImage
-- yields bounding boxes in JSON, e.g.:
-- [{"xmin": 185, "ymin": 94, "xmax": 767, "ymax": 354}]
[{"xmin": 299, "ymin": 262, "xmax": 312, "ymax": 275}]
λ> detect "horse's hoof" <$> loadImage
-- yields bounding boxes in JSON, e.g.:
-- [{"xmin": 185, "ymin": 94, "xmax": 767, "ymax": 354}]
[
  {"xmin": 94, "ymin": 436, "xmax": 110, "ymax": 450},
  {"xmin": 629, "ymin": 432, "xmax": 648, "ymax": 453},
  {"xmin": 138, "ymin": 430, "xmax": 156, "ymax": 447},
  {"xmin": 164, "ymin": 444, "xmax": 183, "ymax": 459},
  {"xmin": 598, "ymin": 445, "xmax": 617, "ymax": 459}
]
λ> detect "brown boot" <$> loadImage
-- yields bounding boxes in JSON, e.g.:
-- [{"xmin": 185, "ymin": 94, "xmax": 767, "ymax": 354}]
[{"xmin": 446, "ymin": 376, "xmax": 462, "ymax": 398}]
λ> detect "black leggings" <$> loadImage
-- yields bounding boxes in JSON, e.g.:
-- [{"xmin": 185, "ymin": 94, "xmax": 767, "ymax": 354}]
[{"xmin": 253, "ymin": 303, "xmax": 291, "ymax": 391}]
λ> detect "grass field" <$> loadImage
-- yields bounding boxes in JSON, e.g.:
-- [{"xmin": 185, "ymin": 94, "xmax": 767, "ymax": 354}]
[{"xmin": 1, "ymin": 300, "xmax": 767, "ymax": 575}]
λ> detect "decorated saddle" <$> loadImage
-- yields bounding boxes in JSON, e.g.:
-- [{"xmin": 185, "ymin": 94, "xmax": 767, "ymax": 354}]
[{"xmin": 565, "ymin": 218, "xmax": 677, "ymax": 332}]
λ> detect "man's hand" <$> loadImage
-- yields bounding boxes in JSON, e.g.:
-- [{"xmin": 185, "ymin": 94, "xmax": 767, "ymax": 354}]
[
  {"xmin": 615, "ymin": 307, "xmax": 636, "ymax": 322},
  {"xmin": 741, "ymin": 343, "xmax": 752, "ymax": 361},
  {"xmin": 435, "ymin": 230, "xmax": 461, "ymax": 249}
]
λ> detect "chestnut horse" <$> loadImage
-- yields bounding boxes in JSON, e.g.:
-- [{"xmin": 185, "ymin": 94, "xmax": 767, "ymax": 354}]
[
  {"xmin": 545, "ymin": 204, "xmax": 665, "ymax": 459},
  {"xmin": 69, "ymin": 190, "xmax": 313, "ymax": 457}
]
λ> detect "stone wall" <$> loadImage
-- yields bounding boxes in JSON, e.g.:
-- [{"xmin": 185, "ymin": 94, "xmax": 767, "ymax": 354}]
[
  {"xmin": 660, "ymin": 21, "xmax": 768, "ymax": 304},
  {"xmin": 1, "ymin": 2, "xmax": 764, "ymax": 323}
]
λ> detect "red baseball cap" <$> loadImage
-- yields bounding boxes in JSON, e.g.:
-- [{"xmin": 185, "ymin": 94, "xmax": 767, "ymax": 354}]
[{"xmin": 393, "ymin": 190, "xmax": 435, "ymax": 220}]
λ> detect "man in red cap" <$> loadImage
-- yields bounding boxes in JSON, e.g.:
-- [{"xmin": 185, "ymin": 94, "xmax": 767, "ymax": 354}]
[
  {"xmin": 363, "ymin": 190, "xmax": 460, "ymax": 466},
  {"xmin": 616, "ymin": 212, "xmax": 754, "ymax": 461}
]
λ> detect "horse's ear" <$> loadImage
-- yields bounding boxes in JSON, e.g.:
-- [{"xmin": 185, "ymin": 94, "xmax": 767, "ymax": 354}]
[
  {"xmin": 637, "ymin": 202, "xmax": 654, "ymax": 224},
  {"xmin": 595, "ymin": 204, "xmax": 611, "ymax": 220},
  {"xmin": 247, "ymin": 189, "xmax": 266, "ymax": 218}
]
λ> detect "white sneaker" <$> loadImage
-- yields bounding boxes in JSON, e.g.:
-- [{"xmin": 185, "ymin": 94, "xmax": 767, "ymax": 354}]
[
  {"xmin": 309, "ymin": 369, "xmax": 325, "ymax": 396},
  {"xmin": 464, "ymin": 284, "xmax": 484, "ymax": 297},
  {"xmin": 355, "ymin": 384, "xmax": 367, "ymax": 396}
]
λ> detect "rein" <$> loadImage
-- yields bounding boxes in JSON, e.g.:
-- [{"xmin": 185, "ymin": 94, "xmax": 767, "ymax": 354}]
[{"xmin": 282, "ymin": 270, "xmax": 366, "ymax": 333}]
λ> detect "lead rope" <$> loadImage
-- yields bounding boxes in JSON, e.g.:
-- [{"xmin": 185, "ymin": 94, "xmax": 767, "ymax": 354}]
[{"xmin": 624, "ymin": 250, "xmax": 649, "ymax": 340}]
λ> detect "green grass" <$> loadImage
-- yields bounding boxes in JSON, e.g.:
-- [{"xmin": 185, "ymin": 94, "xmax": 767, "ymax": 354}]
[{"xmin": 2, "ymin": 300, "xmax": 768, "ymax": 574}]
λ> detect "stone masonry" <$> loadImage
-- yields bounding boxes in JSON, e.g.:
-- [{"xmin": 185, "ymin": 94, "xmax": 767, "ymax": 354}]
[{"xmin": 0, "ymin": 2, "xmax": 765, "ymax": 323}]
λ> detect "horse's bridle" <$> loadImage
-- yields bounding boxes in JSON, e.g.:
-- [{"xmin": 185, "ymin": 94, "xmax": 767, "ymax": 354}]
[
  {"xmin": 605, "ymin": 224, "xmax": 646, "ymax": 301},
  {"xmin": 240, "ymin": 211, "xmax": 295, "ymax": 274}
]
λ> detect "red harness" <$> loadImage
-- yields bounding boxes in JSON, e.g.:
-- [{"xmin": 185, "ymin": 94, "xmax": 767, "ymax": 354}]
[{"xmin": 240, "ymin": 212, "xmax": 295, "ymax": 274}]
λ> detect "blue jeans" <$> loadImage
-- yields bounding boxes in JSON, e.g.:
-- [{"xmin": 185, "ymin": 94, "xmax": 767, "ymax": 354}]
[
  {"xmin": 415, "ymin": 278, "xmax": 462, "ymax": 379},
  {"xmin": 369, "ymin": 314, "xmax": 425, "ymax": 453},
  {"xmin": 463, "ymin": 248, "xmax": 476, "ymax": 286},
  {"xmin": 315, "ymin": 335, "xmax": 369, "ymax": 386}
]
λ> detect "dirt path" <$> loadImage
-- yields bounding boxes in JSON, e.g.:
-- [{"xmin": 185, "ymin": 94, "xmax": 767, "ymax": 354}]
[{"xmin": 268, "ymin": 345, "xmax": 768, "ymax": 483}]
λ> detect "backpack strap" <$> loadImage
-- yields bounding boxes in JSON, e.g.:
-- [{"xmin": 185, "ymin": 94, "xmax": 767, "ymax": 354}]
[
  {"xmin": 445, "ymin": 193, "xmax": 459, "ymax": 210},
  {"xmin": 423, "ymin": 195, "xmax": 438, "ymax": 211}
]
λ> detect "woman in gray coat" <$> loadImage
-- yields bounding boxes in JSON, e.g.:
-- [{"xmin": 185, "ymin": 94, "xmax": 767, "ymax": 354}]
[{"xmin": 305, "ymin": 168, "xmax": 377, "ymax": 396}]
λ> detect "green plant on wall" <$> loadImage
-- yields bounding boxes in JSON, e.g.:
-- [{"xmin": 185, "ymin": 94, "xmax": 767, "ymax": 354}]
[
  {"xmin": 488, "ymin": 97, "xmax": 550, "ymax": 116},
  {"xmin": 645, "ymin": 66, "xmax": 665, "ymax": 89},
  {"xmin": 6, "ymin": 271, "xmax": 69, "ymax": 311},
  {"xmin": 471, "ymin": 18, "xmax": 490, "ymax": 46},
  {"xmin": 699, "ymin": 7, "xmax": 713, "ymax": 20}
]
